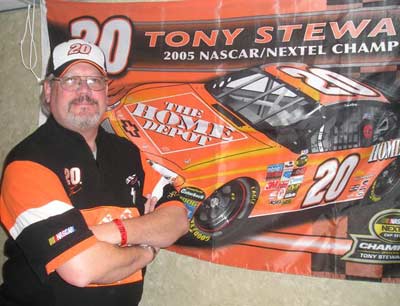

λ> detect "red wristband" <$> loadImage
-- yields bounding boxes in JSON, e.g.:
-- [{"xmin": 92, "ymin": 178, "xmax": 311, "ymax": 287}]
[{"xmin": 113, "ymin": 218, "xmax": 128, "ymax": 247}]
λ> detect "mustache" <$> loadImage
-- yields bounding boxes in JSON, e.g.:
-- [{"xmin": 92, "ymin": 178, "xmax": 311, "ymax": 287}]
[{"xmin": 70, "ymin": 95, "xmax": 98, "ymax": 105}]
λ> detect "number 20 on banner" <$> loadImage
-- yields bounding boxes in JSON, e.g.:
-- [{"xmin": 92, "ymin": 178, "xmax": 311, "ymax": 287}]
[{"xmin": 71, "ymin": 17, "xmax": 132, "ymax": 74}]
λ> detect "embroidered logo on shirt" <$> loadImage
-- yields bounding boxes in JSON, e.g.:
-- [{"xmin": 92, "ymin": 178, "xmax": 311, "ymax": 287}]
[
  {"xmin": 64, "ymin": 167, "xmax": 82, "ymax": 195},
  {"xmin": 48, "ymin": 226, "xmax": 76, "ymax": 246},
  {"xmin": 101, "ymin": 213, "xmax": 114, "ymax": 224},
  {"xmin": 120, "ymin": 208, "xmax": 134, "ymax": 219},
  {"xmin": 126, "ymin": 174, "xmax": 140, "ymax": 204},
  {"xmin": 99, "ymin": 209, "xmax": 134, "ymax": 224}
]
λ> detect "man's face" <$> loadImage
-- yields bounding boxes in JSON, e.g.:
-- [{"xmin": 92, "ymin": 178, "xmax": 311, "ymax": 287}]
[{"xmin": 45, "ymin": 62, "xmax": 108, "ymax": 133}]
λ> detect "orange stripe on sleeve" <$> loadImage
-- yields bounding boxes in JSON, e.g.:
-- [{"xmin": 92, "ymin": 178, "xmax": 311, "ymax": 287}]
[
  {"xmin": 45, "ymin": 235, "xmax": 97, "ymax": 274},
  {"xmin": 88, "ymin": 270, "xmax": 143, "ymax": 287}
]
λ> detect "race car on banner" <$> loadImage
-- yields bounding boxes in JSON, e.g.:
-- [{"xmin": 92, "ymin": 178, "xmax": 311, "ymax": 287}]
[{"xmin": 102, "ymin": 62, "xmax": 400, "ymax": 247}]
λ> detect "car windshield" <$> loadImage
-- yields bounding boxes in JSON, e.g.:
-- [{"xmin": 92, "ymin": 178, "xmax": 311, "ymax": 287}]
[
  {"xmin": 206, "ymin": 67, "xmax": 399, "ymax": 153},
  {"xmin": 205, "ymin": 67, "xmax": 317, "ymax": 128}
]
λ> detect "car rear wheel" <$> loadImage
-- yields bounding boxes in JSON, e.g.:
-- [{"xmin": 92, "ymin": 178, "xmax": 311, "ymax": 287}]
[
  {"xmin": 366, "ymin": 158, "xmax": 400, "ymax": 203},
  {"xmin": 348, "ymin": 158, "xmax": 400, "ymax": 235},
  {"xmin": 180, "ymin": 177, "xmax": 259, "ymax": 247}
]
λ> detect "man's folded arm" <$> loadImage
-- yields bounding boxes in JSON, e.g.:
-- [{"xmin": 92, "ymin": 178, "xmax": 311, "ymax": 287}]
[
  {"xmin": 56, "ymin": 241, "xmax": 154, "ymax": 287},
  {"xmin": 0, "ymin": 161, "xmax": 156, "ymax": 288},
  {"xmin": 90, "ymin": 203, "xmax": 189, "ymax": 248}
]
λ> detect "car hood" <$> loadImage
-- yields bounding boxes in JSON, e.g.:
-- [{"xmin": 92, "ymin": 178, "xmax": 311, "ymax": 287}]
[{"xmin": 114, "ymin": 82, "xmax": 278, "ymax": 170}]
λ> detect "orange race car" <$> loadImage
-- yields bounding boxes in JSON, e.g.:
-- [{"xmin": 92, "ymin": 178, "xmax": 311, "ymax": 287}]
[{"xmin": 102, "ymin": 63, "xmax": 400, "ymax": 246}]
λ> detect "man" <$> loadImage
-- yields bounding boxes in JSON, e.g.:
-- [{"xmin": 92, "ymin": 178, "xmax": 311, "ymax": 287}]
[{"xmin": 0, "ymin": 39, "xmax": 188, "ymax": 306}]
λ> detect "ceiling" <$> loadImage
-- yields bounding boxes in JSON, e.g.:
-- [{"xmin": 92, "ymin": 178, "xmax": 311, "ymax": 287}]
[{"xmin": 0, "ymin": 0, "xmax": 39, "ymax": 12}]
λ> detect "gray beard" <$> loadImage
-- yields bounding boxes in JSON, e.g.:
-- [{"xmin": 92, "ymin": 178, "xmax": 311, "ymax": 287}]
[
  {"xmin": 67, "ymin": 95, "xmax": 101, "ymax": 130},
  {"xmin": 67, "ymin": 111, "xmax": 101, "ymax": 130}
]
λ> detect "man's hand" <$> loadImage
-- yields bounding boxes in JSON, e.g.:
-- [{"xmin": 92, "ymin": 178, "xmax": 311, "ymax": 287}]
[{"xmin": 144, "ymin": 194, "xmax": 158, "ymax": 214}]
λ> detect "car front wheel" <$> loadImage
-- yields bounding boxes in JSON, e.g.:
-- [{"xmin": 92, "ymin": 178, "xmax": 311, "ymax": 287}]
[{"xmin": 180, "ymin": 177, "xmax": 259, "ymax": 247}]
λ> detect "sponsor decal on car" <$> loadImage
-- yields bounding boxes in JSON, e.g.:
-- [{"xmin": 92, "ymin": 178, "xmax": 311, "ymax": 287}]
[
  {"xmin": 368, "ymin": 138, "xmax": 400, "ymax": 162},
  {"xmin": 284, "ymin": 183, "xmax": 301, "ymax": 199},
  {"xmin": 295, "ymin": 154, "xmax": 308, "ymax": 167},
  {"xmin": 266, "ymin": 163, "xmax": 284, "ymax": 179},
  {"xmin": 122, "ymin": 93, "xmax": 247, "ymax": 153},
  {"xmin": 179, "ymin": 187, "xmax": 206, "ymax": 218}
]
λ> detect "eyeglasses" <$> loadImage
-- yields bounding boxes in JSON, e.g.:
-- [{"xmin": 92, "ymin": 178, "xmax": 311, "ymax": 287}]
[{"xmin": 52, "ymin": 76, "xmax": 108, "ymax": 91}]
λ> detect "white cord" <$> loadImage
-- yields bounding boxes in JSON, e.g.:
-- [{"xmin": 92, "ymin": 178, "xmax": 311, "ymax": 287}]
[{"xmin": 20, "ymin": 1, "xmax": 41, "ymax": 83}]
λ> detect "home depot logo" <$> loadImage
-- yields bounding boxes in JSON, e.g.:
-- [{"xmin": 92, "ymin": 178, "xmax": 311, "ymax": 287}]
[
  {"xmin": 368, "ymin": 138, "xmax": 400, "ymax": 162},
  {"xmin": 122, "ymin": 92, "xmax": 247, "ymax": 154}
]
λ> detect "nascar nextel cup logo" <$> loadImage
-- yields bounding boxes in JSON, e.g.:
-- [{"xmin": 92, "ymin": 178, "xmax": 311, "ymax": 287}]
[
  {"xmin": 342, "ymin": 209, "xmax": 400, "ymax": 264},
  {"xmin": 368, "ymin": 138, "xmax": 400, "ymax": 162},
  {"xmin": 370, "ymin": 209, "xmax": 400, "ymax": 244}
]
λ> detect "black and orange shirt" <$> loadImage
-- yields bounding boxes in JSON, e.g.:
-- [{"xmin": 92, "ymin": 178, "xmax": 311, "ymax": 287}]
[{"xmin": 0, "ymin": 116, "xmax": 177, "ymax": 306}]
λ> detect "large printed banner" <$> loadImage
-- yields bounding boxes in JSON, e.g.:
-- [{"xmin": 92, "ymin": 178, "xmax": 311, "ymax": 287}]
[{"xmin": 44, "ymin": 0, "xmax": 400, "ymax": 282}]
